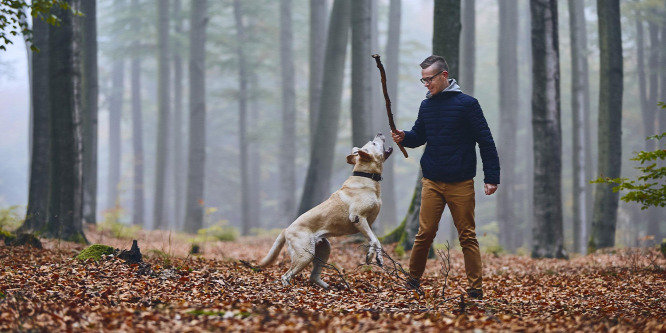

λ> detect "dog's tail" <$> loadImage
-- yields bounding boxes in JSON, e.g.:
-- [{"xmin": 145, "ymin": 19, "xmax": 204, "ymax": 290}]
[{"xmin": 257, "ymin": 230, "xmax": 286, "ymax": 267}]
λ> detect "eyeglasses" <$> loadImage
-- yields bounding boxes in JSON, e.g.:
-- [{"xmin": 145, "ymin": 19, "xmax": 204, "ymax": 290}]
[{"xmin": 420, "ymin": 70, "xmax": 445, "ymax": 84}]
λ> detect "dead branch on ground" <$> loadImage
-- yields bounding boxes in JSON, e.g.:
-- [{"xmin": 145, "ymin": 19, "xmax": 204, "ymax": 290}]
[{"xmin": 304, "ymin": 248, "xmax": 351, "ymax": 290}]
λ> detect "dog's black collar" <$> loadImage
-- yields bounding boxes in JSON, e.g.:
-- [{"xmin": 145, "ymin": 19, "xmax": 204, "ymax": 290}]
[{"xmin": 353, "ymin": 171, "xmax": 383, "ymax": 182}]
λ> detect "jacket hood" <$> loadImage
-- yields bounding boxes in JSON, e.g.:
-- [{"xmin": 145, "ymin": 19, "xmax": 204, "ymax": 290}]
[{"xmin": 426, "ymin": 78, "xmax": 462, "ymax": 99}]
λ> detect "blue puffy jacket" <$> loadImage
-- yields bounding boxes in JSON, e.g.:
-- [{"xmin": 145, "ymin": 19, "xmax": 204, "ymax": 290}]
[{"xmin": 402, "ymin": 79, "xmax": 500, "ymax": 185}]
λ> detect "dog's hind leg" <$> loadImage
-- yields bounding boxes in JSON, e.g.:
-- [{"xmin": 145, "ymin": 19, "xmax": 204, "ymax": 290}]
[
  {"xmin": 309, "ymin": 238, "xmax": 331, "ymax": 289},
  {"xmin": 281, "ymin": 236, "xmax": 314, "ymax": 287}
]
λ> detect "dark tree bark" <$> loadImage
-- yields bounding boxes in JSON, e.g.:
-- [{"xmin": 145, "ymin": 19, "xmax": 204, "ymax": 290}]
[
  {"xmin": 590, "ymin": 0, "xmax": 623, "ymax": 251},
  {"xmin": 279, "ymin": 0, "xmax": 297, "ymax": 225},
  {"xmin": 21, "ymin": 17, "xmax": 50, "ymax": 233},
  {"xmin": 184, "ymin": 0, "xmax": 208, "ymax": 234},
  {"xmin": 568, "ymin": 0, "xmax": 589, "ymax": 253},
  {"xmin": 433, "ymin": 0, "xmax": 461, "ymax": 77},
  {"xmin": 107, "ymin": 59, "xmax": 123, "ymax": 211},
  {"xmin": 460, "ymin": 0, "xmax": 475, "ymax": 95},
  {"xmin": 153, "ymin": 1, "xmax": 170, "ymax": 230},
  {"xmin": 497, "ymin": 0, "xmax": 519, "ymax": 252},
  {"xmin": 44, "ymin": 0, "xmax": 87, "ymax": 243},
  {"xmin": 384, "ymin": 0, "xmax": 460, "ymax": 255},
  {"xmin": 172, "ymin": 0, "xmax": 185, "ymax": 230},
  {"xmin": 130, "ymin": 0, "xmax": 145, "ymax": 226},
  {"xmin": 297, "ymin": 0, "xmax": 351, "ymax": 215},
  {"xmin": 351, "ymin": 0, "xmax": 372, "ymax": 148},
  {"xmin": 309, "ymin": 0, "xmax": 328, "ymax": 143},
  {"xmin": 81, "ymin": 0, "xmax": 98, "ymax": 225},
  {"xmin": 233, "ymin": 0, "xmax": 252, "ymax": 235},
  {"xmin": 530, "ymin": 0, "xmax": 565, "ymax": 258},
  {"xmin": 377, "ymin": 0, "xmax": 401, "ymax": 229}
]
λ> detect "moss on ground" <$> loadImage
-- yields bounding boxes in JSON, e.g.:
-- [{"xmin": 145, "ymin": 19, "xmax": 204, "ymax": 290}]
[{"xmin": 76, "ymin": 244, "xmax": 115, "ymax": 261}]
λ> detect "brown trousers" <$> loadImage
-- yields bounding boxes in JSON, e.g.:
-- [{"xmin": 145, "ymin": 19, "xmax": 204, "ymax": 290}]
[{"xmin": 408, "ymin": 178, "xmax": 482, "ymax": 290}]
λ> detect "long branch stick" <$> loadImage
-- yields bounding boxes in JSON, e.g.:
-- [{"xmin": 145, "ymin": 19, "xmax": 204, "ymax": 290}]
[{"xmin": 371, "ymin": 54, "xmax": 409, "ymax": 158}]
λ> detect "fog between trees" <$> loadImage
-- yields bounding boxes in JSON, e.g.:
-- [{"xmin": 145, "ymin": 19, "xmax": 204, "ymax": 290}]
[{"xmin": 0, "ymin": 0, "xmax": 663, "ymax": 254}]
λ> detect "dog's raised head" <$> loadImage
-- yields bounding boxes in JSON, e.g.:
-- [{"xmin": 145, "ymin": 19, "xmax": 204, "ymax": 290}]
[{"xmin": 346, "ymin": 133, "xmax": 393, "ymax": 173}]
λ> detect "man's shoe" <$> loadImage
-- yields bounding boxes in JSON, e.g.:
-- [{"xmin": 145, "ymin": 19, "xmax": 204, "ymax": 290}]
[
  {"xmin": 466, "ymin": 288, "xmax": 483, "ymax": 300},
  {"xmin": 405, "ymin": 276, "xmax": 420, "ymax": 290}
]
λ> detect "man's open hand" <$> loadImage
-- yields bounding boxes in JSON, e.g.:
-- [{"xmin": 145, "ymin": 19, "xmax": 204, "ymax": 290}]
[
  {"xmin": 391, "ymin": 130, "xmax": 405, "ymax": 143},
  {"xmin": 484, "ymin": 184, "xmax": 498, "ymax": 195}
]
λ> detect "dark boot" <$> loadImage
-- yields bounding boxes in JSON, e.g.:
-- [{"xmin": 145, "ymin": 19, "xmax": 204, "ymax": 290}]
[
  {"xmin": 466, "ymin": 288, "xmax": 483, "ymax": 300},
  {"xmin": 405, "ymin": 276, "xmax": 421, "ymax": 290}
]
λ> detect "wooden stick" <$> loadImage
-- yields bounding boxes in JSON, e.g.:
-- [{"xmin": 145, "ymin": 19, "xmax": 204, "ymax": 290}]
[{"xmin": 371, "ymin": 54, "xmax": 409, "ymax": 158}]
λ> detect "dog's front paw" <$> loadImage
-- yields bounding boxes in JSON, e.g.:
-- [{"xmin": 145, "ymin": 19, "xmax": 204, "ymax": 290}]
[
  {"xmin": 376, "ymin": 248, "xmax": 384, "ymax": 267},
  {"xmin": 365, "ymin": 250, "xmax": 374, "ymax": 265}
]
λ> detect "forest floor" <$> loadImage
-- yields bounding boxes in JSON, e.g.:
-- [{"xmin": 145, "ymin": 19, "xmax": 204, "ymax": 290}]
[{"xmin": 1, "ymin": 225, "xmax": 665, "ymax": 332}]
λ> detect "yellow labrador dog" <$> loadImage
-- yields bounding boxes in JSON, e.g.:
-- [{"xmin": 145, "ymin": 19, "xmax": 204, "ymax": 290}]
[{"xmin": 258, "ymin": 133, "xmax": 393, "ymax": 289}]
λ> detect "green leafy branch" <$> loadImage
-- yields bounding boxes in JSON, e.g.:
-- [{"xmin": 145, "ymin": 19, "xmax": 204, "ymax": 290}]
[
  {"xmin": 1, "ymin": 0, "xmax": 81, "ymax": 52},
  {"xmin": 592, "ymin": 102, "xmax": 666, "ymax": 210}
]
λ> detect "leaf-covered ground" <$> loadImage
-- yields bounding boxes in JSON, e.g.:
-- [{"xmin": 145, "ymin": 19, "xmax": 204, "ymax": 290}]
[{"xmin": 1, "ymin": 228, "xmax": 665, "ymax": 332}]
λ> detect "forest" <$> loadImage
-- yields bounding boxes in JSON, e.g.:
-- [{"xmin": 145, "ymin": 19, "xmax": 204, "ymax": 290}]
[{"xmin": 0, "ymin": 0, "xmax": 665, "ymax": 331}]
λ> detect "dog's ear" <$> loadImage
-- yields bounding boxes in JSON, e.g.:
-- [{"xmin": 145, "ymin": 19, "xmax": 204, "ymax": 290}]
[
  {"xmin": 383, "ymin": 147, "xmax": 393, "ymax": 161},
  {"xmin": 357, "ymin": 149, "xmax": 372, "ymax": 161},
  {"xmin": 346, "ymin": 153, "xmax": 357, "ymax": 165},
  {"xmin": 346, "ymin": 147, "xmax": 360, "ymax": 165}
]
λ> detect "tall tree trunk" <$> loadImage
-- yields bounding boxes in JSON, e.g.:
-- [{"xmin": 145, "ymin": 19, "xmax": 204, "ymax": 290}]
[
  {"xmin": 248, "ymin": 73, "xmax": 262, "ymax": 229},
  {"xmin": 44, "ymin": 0, "xmax": 87, "ymax": 243},
  {"xmin": 297, "ymin": 0, "xmax": 351, "ymax": 215},
  {"xmin": 378, "ymin": 0, "xmax": 401, "ymax": 229},
  {"xmin": 384, "ymin": 0, "xmax": 460, "ymax": 255},
  {"xmin": 634, "ymin": 8, "xmax": 660, "ymax": 242},
  {"xmin": 107, "ymin": 60, "xmax": 124, "ymax": 211},
  {"xmin": 153, "ymin": 1, "xmax": 170, "ymax": 230},
  {"xmin": 184, "ymin": 0, "xmax": 207, "ymax": 234},
  {"xmin": 172, "ymin": 0, "xmax": 185, "ymax": 230},
  {"xmin": 19, "ymin": 7, "xmax": 33, "ymax": 164},
  {"xmin": 590, "ymin": 0, "xmax": 623, "ymax": 251},
  {"xmin": 81, "ymin": 0, "xmax": 98, "ymax": 225},
  {"xmin": 652, "ymin": 18, "xmax": 666, "ymax": 240},
  {"xmin": 21, "ymin": 17, "xmax": 50, "ymax": 233},
  {"xmin": 568, "ymin": 0, "xmax": 589, "ymax": 254},
  {"xmin": 497, "ymin": 0, "xmax": 519, "ymax": 253},
  {"xmin": 460, "ymin": 0, "xmax": 475, "ymax": 95},
  {"xmin": 433, "ymin": 0, "xmax": 461, "ymax": 77},
  {"xmin": 530, "ymin": 0, "xmax": 565, "ymax": 259},
  {"xmin": 130, "ymin": 0, "xmax": 144, "ymax": 226},
  {"xmin": 233, "ymin": 0, "xmax": 252, "ymax": 234},
  {"xmin": 279, "ymin": 0, "xmax": 297, "ymax": 225},
  {"xmin": 517, "ymin": 0, "xmax": 534, "ymax": 250},
  {"xmin": 351, "ymin": 0, "xmax": 372, "ymax": 147},
  {"xmin": 646, "ymin": 20, "xmax": 662, "ymax": 239},
  {"xmin": 309, "ymin": 0, "xmax": 328, "ymax": 143}
]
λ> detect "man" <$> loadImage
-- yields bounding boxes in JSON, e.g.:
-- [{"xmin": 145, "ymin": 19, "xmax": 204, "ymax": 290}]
[{"xmin": 392, "ymin": 55, "xmax": 500, "ymax": 300}]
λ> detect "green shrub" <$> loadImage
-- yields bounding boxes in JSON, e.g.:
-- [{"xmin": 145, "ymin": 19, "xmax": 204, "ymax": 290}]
[
  {"xmin": 0, "ymin": 206, "xmax": 23, "ymax": 232},
  {"xmin": 0, "ymin": 228, "xmax": 15, "ymax": 243},
  {"xmin": 478, "ymin": 221, "xmax": 503, "ymax": 255},
  {"xmin": 196, "ymin": 221, "xmax": 238, "ymax": 242},
  {"xmin": 76, "ymin": 244, "xmax": 115, "ymax": 261}
]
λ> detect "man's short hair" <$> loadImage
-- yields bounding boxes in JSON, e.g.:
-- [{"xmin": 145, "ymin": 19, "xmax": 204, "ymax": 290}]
[{"xmin": 420, "ymin": 55, "xmax": 449, "ymax": 72}]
